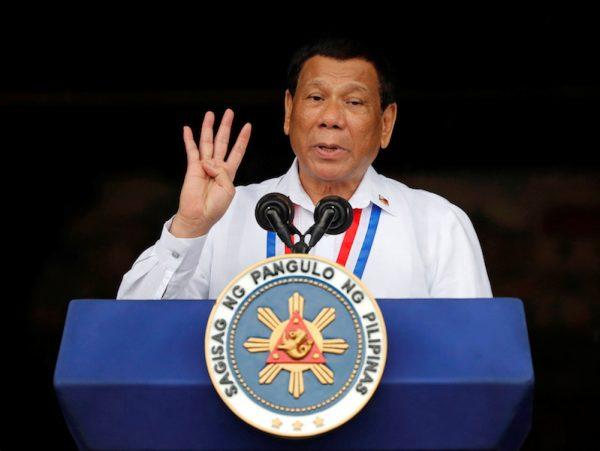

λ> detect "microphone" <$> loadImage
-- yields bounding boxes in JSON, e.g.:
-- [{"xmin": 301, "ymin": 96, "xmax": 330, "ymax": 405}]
[
  {"xmin": 255, "ymin": 193, "xmax": 352, "ymax": 254},
  {"xmin": 307, "ymin": 196, "xmax": 353, "ymax": 248},
  {"xmin": 255, "ymin": 193, "xmax": 295, "ymax": 249}
]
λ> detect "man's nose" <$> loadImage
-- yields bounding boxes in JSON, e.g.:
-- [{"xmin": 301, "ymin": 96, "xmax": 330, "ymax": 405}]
[{"xmin": 319, "ymin": 100, "xmax": 345, "ymax": 129}]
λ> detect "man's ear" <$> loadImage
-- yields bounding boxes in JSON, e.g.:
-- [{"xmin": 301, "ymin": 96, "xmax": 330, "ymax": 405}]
[
  {"xmin": 284, "ymin": 89, "xmax": 293, "ymax": 136},
  {"xmin": 380, "ymin": 102, "xmax": 398, "ymax": 149}
]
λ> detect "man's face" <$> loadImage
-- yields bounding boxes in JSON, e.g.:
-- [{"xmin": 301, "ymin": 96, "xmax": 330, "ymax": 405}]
[{"xmin": 284, "ymin": 55, "xmax": 397, "ymax": 185}]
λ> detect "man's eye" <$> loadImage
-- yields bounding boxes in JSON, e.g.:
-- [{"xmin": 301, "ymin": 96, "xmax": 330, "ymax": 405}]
[
  {"xmin": 347, "ymin": 100, "xmax": 364, "ymax": 106},
  {"xmin": 308, "ymin": 95, "xmax": 324, "ymax": 101}
]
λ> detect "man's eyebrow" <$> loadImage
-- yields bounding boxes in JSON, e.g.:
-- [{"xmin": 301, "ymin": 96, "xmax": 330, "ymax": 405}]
[{"xmin": 305, "ymin": 79, "xmax": 369, "ymax": 92}]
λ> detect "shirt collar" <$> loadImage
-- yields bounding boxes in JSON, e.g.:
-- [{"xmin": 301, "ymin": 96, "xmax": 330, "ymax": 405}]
[{"xmin": 273, "ymin": 157, "xmax": 397, "ymax": 216}]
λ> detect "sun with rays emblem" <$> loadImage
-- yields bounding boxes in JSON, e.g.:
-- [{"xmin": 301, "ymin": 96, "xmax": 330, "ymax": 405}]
[{"xmin": 242, "ymin": 292, "xmax": 350, "ymax": 398}]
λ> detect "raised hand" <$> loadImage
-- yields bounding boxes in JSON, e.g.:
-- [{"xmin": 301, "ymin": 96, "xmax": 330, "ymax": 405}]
[{"xmin": 170, "ymin": 109, "xmax": 252, "ymax": 238}]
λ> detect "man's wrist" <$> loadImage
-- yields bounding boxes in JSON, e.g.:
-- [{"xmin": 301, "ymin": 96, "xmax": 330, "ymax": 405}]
[{"xmin": 169, "ymin": 213, "xmax": 210, "ymax": 238}]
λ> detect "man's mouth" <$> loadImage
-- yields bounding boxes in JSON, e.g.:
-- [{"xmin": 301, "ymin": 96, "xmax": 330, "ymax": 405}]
[
  {"xmin": 317, "ymin": 145, "xmax": 340, "ymax": 152},
  {"xmin": 313, "ymin": 143, "xmax": 348, "ymax": 157}
]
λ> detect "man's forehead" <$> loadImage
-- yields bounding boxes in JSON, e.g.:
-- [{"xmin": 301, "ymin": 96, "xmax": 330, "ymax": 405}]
[{"xmin": 297, "ymin": 56, "xmax": 379, "ymax": 91}]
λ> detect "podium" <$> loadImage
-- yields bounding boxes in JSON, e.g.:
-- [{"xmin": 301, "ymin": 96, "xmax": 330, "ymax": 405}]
[{"xmin": 54, "ymin": 298, "xmax": 533, "ymax": 450}]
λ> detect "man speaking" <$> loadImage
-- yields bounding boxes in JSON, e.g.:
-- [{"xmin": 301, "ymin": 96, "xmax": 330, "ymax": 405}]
[{"xmin": 117, "ymin": 37, "xmax": 492, "ymax": 300}]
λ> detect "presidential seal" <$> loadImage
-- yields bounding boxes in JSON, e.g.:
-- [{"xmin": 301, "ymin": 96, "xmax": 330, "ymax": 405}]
[{"xmin": 205, "ymin": 254, "xmax": 387, "ymax": 438}]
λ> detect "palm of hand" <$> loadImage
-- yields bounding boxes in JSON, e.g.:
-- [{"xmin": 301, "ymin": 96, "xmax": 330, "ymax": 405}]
[{"xmin": 173, "ymin": 109, "xmax": 252, "ymax": 237}]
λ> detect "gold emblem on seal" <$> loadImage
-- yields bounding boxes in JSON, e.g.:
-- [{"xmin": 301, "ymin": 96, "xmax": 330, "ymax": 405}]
[{"xmin": 243, "ymin": 292, "xmax": 349, "ymax": 398}]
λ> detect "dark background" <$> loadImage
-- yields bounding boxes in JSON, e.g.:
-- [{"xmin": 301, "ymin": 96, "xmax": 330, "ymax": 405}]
[{"xmin": 2, "ymin": 10, "xmax": 598, "ymax": 450}]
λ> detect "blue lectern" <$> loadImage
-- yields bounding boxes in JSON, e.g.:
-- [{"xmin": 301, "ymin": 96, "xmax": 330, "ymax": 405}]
[{"xmin": 54, "ymin": 298, "xmax": 533, "ymax": 450}]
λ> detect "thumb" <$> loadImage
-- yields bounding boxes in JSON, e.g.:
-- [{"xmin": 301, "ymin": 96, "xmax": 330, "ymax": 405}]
[{"xmin": 202, "ymin": 161, "xmax": 235, "ymax": 195}]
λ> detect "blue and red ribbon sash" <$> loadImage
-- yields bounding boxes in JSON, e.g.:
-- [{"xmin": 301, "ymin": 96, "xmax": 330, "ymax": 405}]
[{"xmin": 266, "ymin": 204, "xmax": 381, "ymax": 279}]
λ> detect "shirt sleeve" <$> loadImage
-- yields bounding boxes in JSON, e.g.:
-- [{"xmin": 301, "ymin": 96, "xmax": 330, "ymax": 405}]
[
  {"xmin": 429, "ymin": 205, "xmax": 493, "ymax": 298},
  {"xmin": 116, "ymin": 215, "xmax": 211, "ymax": 300}
]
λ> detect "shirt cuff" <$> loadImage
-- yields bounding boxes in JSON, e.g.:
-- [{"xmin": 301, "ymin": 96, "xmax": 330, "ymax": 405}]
[{"xmin": 154, "ymin": 215, "xmax": 208, "ymax": 272}]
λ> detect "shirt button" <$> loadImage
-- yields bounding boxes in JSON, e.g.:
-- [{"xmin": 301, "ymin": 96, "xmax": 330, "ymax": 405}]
[{"xmin": 171, "ymin": 251, "xmax": 180, "ymax": 259}]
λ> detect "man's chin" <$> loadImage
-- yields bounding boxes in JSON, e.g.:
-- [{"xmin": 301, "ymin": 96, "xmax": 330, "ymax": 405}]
[{"xmin": 307, "ymin": 160, "xmax": 351, "ymax": 183}]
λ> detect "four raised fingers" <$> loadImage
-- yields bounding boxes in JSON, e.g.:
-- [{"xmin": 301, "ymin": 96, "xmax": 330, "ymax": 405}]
[{"xmin": 186, "ymin": 108, "xmax": 251, "ymax": 178}]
